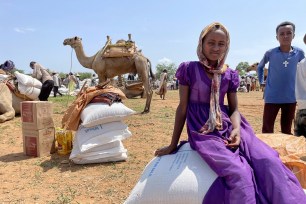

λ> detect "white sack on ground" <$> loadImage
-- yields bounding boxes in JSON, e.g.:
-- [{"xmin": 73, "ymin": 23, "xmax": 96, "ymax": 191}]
[
  {"xmin": 76, "ymin": 122, "xmax": 128, "ymax": 145},
  {"xmin": 71, "ymin": 152, "xmax": 127, "ymax": 164},
  {"xmin": 75, "ymin": 122, "xmax": 130, "ymax": 152},
  {"xmin": 78, "ymin": 127, "xmax": 131, "ymax": 152},
  {"xmin": 14, "ymin": 71, "xmax": 42, "ymax": 88},
  {"xmin": 124, "ymin": 143, "xmax": 218, "ymax": 204},
  {"xmin": 70, "ymin": 139, "xmax": 127, "ymax": 160},
  {"xmin": 80, "ymin": 102, "xmax": 136, "ymax": 127}
]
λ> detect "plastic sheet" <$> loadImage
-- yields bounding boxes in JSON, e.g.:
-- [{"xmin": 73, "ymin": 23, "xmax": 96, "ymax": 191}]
[{"xmin": 257, "ymin": 133, "xmax": 306, "ymax": 188}]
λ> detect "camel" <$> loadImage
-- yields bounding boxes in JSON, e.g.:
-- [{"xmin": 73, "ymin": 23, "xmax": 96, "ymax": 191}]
[
  {"xmin": 63, "ymin": 36, "xmax": 154, "ymax": 113},
  {"xmin": 121, "ymin": 82, "xmax": 144, "ymax": 99},
  {"xmin": 0, "ymin": 82, "xmax": 27, "ymax": 123},
  {"xmin": 247, "ymin": 62, "xmax": 268, "ymax": 92},
  {"xmin": 111, "ymin": 75, "xmax": 146, "ymax": 99},
  {"xmin": 247, "ymin": 62, "xmax": 268, "ymax": 79}
]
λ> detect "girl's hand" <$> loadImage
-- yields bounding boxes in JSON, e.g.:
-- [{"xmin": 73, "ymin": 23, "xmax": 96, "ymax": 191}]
[
  {"xmin": 226, "ymin": 128, "xmax": 241, "ymax": 149},
  {"xmin": 154, "ymin": 145, "xmax": 176, "ymax": 157}
]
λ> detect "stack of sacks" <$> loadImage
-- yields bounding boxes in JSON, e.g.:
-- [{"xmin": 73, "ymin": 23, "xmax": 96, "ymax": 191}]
[
  {"xmin": 69, "ymin": 102, "xmax": 136, "ymax": 164},
  {"xmin": 15, "ymin": 71, "xmax": 42, "ymax": 100}
]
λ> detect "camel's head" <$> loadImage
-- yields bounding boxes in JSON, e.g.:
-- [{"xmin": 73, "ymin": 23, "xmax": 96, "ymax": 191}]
[
  {"xmin": 63, "ymin": 36, "xmax": 82, "ymax": 48},
  {"xmin": 246, "ymin": 62, "xmax": 259, "ymax": 72}
]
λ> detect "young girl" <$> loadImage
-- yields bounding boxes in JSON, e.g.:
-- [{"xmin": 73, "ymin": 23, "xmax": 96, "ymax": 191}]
[{"xmin": 155, "ymin": 22, "xmax": 306, "ymax": 204}]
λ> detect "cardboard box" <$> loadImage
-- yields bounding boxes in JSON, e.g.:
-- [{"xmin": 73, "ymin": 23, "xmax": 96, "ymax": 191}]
[
  {"xmin": 22, "ymin": 127, "xmax": 55, "ymax": 157},
  {"xmin": 21, "ymin": 101, "xmax": 54, "ymax": 130}
]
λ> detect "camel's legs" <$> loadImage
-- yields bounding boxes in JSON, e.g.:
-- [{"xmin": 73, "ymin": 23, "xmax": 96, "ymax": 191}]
[
  {"xmin": 0, "ymin": 109, "xmax": 15, "ymax": 123},
  {"xmin": 142, "ymin": 89, "xmax": 153, "ymax": 113}
]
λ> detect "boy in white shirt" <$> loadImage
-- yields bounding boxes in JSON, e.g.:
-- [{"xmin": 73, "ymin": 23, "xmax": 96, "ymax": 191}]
[{"xmin": 294, "ymin": 34, "xmax": 306, "ymax": 137}]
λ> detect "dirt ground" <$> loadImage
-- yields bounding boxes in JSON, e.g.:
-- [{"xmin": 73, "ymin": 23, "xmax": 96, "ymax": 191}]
[{"xmin": 0, "ymin": 90, "xmax": 286, "ymax": 204}]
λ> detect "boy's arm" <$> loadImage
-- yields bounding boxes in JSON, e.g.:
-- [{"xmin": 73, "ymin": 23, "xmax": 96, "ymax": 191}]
[{"xmin": 257, "ymin": 52, "xmax": 269, "ymax": 84}]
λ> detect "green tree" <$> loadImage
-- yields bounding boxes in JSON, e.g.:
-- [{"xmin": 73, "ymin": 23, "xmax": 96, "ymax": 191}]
[
  {"xmin": 235, "ymin": 62, "xmax": 249, "ymax": 76},
  {"xmin": 155, "ymin": 62, "xmax": 177, "ymax": 81},
  {"xmin": 8, "ymin": 68, "xmax": 25, "ymax": 74},
  {"xmin": 58, "ymin": 72, "xmax": 92, "ymax": 80}
]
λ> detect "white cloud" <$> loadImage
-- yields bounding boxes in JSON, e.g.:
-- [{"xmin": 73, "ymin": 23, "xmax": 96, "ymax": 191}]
[
  {"xmin": 158, "ymin": 57, "xmax": 172, "ymax": 64},
  {"xmin": 14, "ymin": 27, "xmax": 35, "ymax": 33}
]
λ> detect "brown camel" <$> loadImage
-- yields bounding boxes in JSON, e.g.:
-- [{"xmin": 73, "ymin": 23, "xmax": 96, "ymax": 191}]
[
  {"xmin": 0, "ymin": 82, "xmax": 30, "ymax": 123},
  {"xmin": 247, "ymin": 62, "xmax": 268, "ymax": 79},
  {"xmin": 247, "ymin": 62, "xmax": 268, "ymax": 91},
  {"xmin": 63, "ymin": 36, "xmax": 154, "ymax": 113}
]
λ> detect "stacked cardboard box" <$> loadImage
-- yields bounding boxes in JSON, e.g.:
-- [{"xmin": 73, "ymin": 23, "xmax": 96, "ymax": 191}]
[{"xmin": 21, "ymin": 101, "xmax": 55, "ymax": 157}]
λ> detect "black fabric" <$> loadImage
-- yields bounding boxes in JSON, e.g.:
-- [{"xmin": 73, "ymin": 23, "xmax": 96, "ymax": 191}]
[{"xmin": 39, "ymin": 80, "xmax": 54, "ymax": 101}]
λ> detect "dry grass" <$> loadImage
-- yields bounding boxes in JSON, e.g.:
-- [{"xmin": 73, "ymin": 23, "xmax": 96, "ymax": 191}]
[{"xmin": 0, "ymin": 90, "xmax": 284, "ymax": 203}]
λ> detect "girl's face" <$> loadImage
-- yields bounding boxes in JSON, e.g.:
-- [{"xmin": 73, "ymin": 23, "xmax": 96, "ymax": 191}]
[{"xmin": 202, "ymin": 29, "xmax": 227, "ymax": 65}]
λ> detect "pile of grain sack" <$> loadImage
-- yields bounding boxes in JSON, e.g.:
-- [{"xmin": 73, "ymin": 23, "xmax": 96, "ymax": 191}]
[{"xmin": 69, "ymin": 102, "xmax": 136, "ymax": 164}]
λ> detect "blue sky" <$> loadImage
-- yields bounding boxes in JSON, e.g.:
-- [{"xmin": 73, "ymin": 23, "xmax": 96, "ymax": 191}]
[{"xmin": 1, "ymin": 0, "xmax": 305, "ymax": 74}]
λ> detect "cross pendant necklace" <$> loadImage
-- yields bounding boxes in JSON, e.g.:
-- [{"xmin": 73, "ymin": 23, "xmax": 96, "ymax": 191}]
[
  {"xmin": 281, "ymin": 47, "xmax": 292, "ymax": 68},
  {"xmin": 283, "ymin": 60, "xmax": 289, "ymax": 68}
]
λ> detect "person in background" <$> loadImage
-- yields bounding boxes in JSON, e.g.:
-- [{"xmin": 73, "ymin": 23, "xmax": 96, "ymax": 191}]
[
  {"xmin": 251, "ymin": 76, "xmax": 256, "ymax": 91},
  {"xmin": 155, "ymin": 69, "xmax": 168, "ymax": 99},
  {"xmin": 170, "ymin": 78, "xmax": 175, "ymax": 90},
  {"xmin": 91, "ymin": 73, "xmax": 98, "ymax": 86},
  {"xmin": 0, "ymin": 60, "xmax": 15, "ymax": 73},
  {"xmin": 52, "ymin": 72, "xmax": 63, "ymax": 97},
  {"xmin": 127, "ymin": 73, "xmax": 135, "ymax": 81},
  {"xmin": 175, "ymin": 77, "xmax": 179, "ymax": 90},
  {"xmin": 155, "ymin": 22, "xmax": 306, "ymax": 204},
  {"xmin": 257, "ymin": 21, "xmax": 305, "ymax": 134},
  {"xmin": 294, "ymin": 33, "xmax": 306, "ymax": 137},
  {"xmin": 75, "ymin": 73, "xmax": 80, "ymax": 89},
  {"xmin": 246, "ymin": 75, "xmax": 251, "ymax": 92},
  {"xmin": 30, "ymin": 61, "xmax": 54, "ymax": 101},
  {"xmin": 62, "ymin": 74, "xmax": 69, "ymax": 88},
  {"xmin": 68, "ymin": 72, "xmax": 77, "ymax": 95}
]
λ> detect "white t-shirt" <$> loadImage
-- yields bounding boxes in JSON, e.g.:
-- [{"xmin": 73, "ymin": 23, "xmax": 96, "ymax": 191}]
[{"xmin": 296, "ymin": 58, "xmax": 306, "ymax": 110}]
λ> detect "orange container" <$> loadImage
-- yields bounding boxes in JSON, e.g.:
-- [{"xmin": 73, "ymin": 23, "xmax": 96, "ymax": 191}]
[{"xmin": 56, "ymin": 128, "xmax": 73, "ymax": 155}]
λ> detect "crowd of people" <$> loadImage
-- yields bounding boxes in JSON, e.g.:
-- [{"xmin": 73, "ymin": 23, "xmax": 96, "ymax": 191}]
[{"xmin": 238, "ymin": 75, "xmax": 260, "ymax": 92}]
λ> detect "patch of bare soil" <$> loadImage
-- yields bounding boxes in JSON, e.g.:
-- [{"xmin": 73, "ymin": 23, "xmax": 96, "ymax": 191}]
[{"xmin": 0, "ymin": 90, "xmax": 285, "ymax": 203}]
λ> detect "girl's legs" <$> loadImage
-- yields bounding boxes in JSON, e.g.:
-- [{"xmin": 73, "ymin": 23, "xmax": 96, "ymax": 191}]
[{"xmin": 191, "ymin": 134, "xmax": 256, "ymax": 204}]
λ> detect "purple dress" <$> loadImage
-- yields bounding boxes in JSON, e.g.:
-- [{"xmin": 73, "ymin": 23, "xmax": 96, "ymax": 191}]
[{"xmin": 176, "ymin": 61, "xmax": 306, "ymax": 204}]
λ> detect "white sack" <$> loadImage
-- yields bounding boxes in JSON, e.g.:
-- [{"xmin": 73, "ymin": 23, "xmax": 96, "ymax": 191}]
[
  {"xmin": 77, "ymin": 127, "xmax": 131, "ymax": 152},
  {"xmin": 80, "ymin": 102, "xmax": 136, "ymax": 127},
  {"xmin": 124, "ymin": 143, "xmax": 218, "ymax": 204},
  {"xmin": 70, "ymin": 139, "xmax": 127, "ymax": 160},
  {"xmin": 18, "ymin": 83, "xmax": 40, "ymax": 100},
  {"xmin": 71, "ymin": 152, "xmax": 127, "ymax": 164},
  {"xmin": 14, "ymin": 71, "xmax": 42, "ymax": 88},
  {"xmin": 0, "ymin": 74, "xmax": 9, "ymax": 82},
  {"xmin": 74, "ymin": 122, "xmax": 130, "ymax": 152}
]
